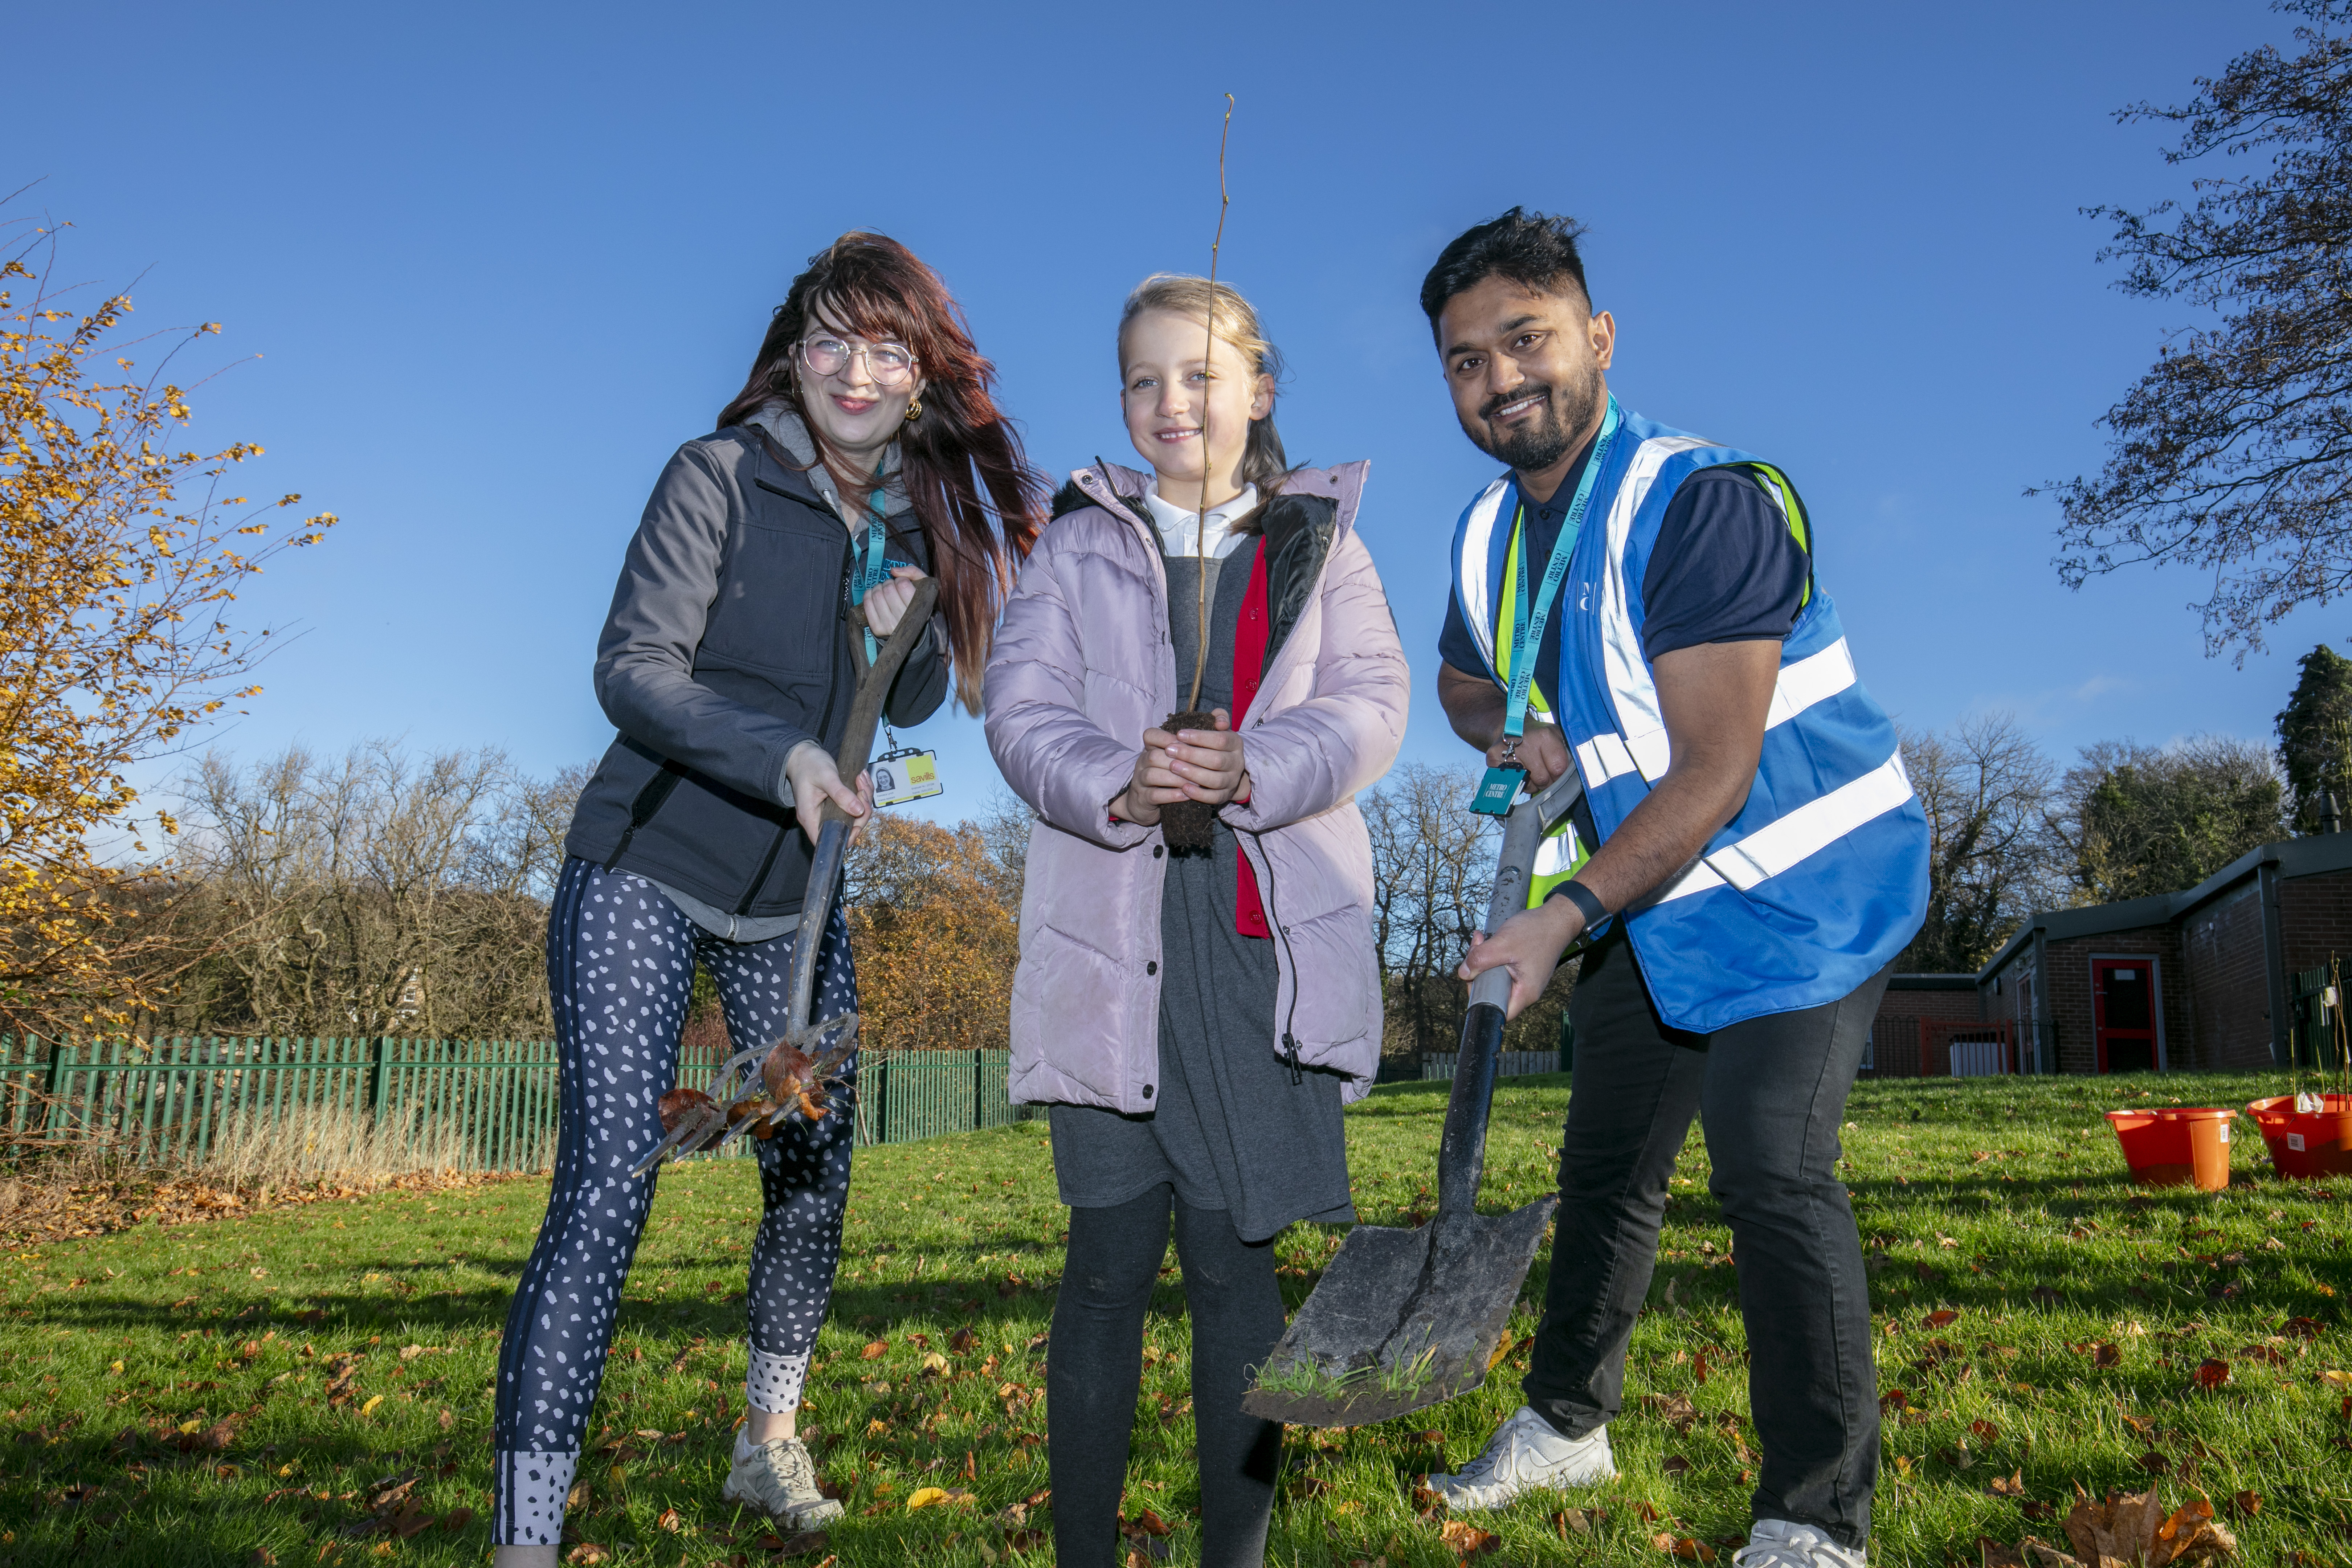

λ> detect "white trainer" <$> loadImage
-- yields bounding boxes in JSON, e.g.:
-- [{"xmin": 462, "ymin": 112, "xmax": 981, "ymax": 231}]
[
  {"xmin": 1426, "ymin": 1405, "xmax": 1616, "ymax": 1510},
  {"xmin": 1731, "ymin": 1518, "xmax": 1867, "ymax": 1568},
  {"xmin": 722, "ymin": 1433, "xmax": 843, "ymax": 1529}
]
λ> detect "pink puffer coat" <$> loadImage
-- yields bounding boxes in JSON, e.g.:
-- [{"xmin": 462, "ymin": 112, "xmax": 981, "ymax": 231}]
[{"xmin": 984, "ymin": 460, "xmax": 1408, "ymax": 1112}]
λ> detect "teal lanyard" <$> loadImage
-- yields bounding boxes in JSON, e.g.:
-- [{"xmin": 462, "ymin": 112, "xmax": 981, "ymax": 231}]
[
  {"xmin": 854, "ymin": 460, "xmax": 890, "ymax": 664},
  {"xmin": 1502, "ymin": 398, "xmax": 1621, "ymax": 744}
]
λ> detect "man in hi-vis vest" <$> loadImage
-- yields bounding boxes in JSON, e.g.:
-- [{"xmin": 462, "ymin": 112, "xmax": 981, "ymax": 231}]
[{"xmin": 1421, "ymin": 209, "xmax": 1926, "ymax": 1568}]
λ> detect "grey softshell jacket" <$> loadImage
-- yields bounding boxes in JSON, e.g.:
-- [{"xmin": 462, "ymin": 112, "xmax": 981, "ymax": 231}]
[{"xmin": 563, "ymin": 423, "xmax": 947, "ymax": 917}]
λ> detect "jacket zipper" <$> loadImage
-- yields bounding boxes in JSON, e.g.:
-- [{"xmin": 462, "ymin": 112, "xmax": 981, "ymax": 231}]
[
  {"xmin": 1244, "ymin": 829, "xmax": 1307, "ymax": 1084},
  {"xmin": 604, "ymin": 757, "xmax": 688, "ymax": 874},
  {"xmin": 732, "ymin": 534, "xmax": 853, "ymax": 917},
  {"xmin": 1079, "ymin": 465, "xmax": 1334, "ymax": 1087}
]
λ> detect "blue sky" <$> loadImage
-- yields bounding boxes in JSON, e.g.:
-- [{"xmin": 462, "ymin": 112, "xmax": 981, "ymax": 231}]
[{"xmin": 11, "ymin": 0, "xmax": 2326, "ymax": 827}]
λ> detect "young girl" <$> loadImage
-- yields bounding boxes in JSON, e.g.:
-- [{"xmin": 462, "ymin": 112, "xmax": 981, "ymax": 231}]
[
  {"xmin": 492, "ymin": 233, "xmax": 1045, "ymax": 1565},
  {"xmin": 984, "ymin": 277, "xmax": 1408, "ymax": 1567}
]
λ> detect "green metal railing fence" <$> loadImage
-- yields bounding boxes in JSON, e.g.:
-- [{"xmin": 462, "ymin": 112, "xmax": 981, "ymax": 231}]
[
  {"xmin": 858, "ymin": 1050, "xmax": 1033, "ymax": 1146},
  {"xmin": 0, "ymin": 1037, "xmax": 1028, "ymax": 1173},
  {"xmin": 1419, "ymin": 1049, "xmax": 1565, "ymax": 1082}
]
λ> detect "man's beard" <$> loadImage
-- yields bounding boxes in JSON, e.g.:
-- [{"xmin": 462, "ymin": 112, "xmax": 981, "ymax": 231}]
[{"xmin": 1461, "ymin": 359, "xmax": 1606, "ymax": 472}]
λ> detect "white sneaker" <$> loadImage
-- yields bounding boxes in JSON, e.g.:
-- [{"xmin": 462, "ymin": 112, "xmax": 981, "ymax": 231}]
[
  {"xmin": 1426, "ymin": 1405, "xmax": 1615, "ymax": 1510},
  {"xmin": 1731, "ymin": 1518, "xmax": 1866, "ymax": 1568},
  {"xmin": 721, "ymin": 1433, "xmax": 843, "ymax": 1529}
]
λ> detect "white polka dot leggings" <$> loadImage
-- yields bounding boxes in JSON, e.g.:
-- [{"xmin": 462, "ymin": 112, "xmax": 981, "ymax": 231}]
[{"xmin": 491, "ymin": 857, "xmax": 858, "ymax": 1546}]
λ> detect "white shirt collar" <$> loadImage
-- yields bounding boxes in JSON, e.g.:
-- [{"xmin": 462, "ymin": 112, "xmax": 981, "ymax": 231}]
[{"xmin": 1142, "ymin": 480, "xmax": 1258, "ymax": 560}]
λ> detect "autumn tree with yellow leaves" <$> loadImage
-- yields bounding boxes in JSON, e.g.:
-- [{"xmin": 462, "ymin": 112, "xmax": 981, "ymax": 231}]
[
  {"xmin": 842, "ymin": 804, "xmax": 1025, "ymax": 1054},
  {"xmin": 0, "ymin": 214, "xmax": 334, "ymax": 1032}
]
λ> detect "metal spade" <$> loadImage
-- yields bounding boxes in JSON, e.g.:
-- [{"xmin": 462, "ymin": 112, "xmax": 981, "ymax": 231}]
[{"xmin": 1240, "ymin": 771, "xmax": 1582, "ymax": 1427}]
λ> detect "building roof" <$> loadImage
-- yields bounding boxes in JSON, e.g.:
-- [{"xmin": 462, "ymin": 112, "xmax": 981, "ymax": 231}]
[
  {"xmin": 1975, "ymin": 830, "xmax": 2352, "ymax": 984},
  {"xmin": 1888, "ymin": 973, "xmax": 1977, "ymax": 991}
]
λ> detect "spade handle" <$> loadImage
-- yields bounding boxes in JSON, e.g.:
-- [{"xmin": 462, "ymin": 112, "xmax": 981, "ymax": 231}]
[
  {"xmin": 1437, "ymin": 794, "xmax": 1547, "ymax": 1221},
  {"xmin": 786, "ymin": 577, "xmax": 940, "ymax": 1034},
  {"xmin": 822, "ymin": 576, "xmax": 940, "ymax": 828},
  {"xmin": 1437, "ymin": 772, "xmax": 1585, "ymax": 1221}
]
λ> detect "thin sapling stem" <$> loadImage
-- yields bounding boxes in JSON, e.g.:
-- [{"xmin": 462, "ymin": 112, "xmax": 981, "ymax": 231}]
[
  {"xmin": 1160, "ymin": 95, "xmax": 1235, "ymax": 853},
  {"xmin": 1185, "ymin": 93, "xmax": 1235, "ymax": 715}
]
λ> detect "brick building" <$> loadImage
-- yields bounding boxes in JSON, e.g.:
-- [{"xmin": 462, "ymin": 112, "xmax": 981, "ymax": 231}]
[
  {"xmin": 1967, "ymin": 833, "xmax": 2352, "ymax": 1074},
  {"xmin": 1865, "ymin": 975, "xmax": 2008, "ymax": 1079}
]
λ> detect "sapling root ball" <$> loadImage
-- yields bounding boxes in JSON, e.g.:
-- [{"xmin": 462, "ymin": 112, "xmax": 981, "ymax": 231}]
[{"xmin": 1159, "ymin": 710, "xmax": 1219, "ymax": 851}]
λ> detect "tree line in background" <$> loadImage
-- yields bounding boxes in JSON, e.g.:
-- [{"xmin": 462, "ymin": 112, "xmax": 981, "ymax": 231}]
[
  {"xmin": 144, "ymin": 744, "xmax": 578, "ymax": 1039},
  {"xmin": 1902, "ymin": 641, "xmax": 2352, "ymax": 972},
  {"xmin": 50, "ymin": 633, "xmax": 2352, "ymax": 1053},
  {"xmin": 87, "ymin": 744, "xmax": 1563, "ymax": 1068}
]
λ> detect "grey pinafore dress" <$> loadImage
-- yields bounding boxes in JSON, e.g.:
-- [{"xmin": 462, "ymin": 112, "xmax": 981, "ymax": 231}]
[{"xmin": 1046, "ymin": 535, "xmax": 1356, "ymax": 1244}]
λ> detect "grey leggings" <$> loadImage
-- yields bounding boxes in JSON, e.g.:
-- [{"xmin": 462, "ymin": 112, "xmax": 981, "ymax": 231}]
[
  {"xmin": 1048, "ymin": 1185, "xmax": 1286, "ymax": 1568},
  {"xmin": 491, "ymin": 857, "xmax": 857, "ymax": 1545}
]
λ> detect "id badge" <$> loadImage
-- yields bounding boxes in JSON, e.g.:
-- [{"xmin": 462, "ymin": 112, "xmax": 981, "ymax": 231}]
[
  {"xmin": 871, "ymin": 748, "xmax": 943, "ymax": 808},
  {"xmin": 1469, "ymin": 765, "xmax": 1525, "ymax": 817}
]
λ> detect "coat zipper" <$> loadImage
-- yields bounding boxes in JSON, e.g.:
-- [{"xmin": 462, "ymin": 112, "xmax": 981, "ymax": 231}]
[
  {"xmin": 1242, "ymin": 828, "xmax": 1306, "ymax": 1084},
  {"xmin": 1079, "ymin": 464, "xmax": 1347, "ymax": 1089},
  {"xmin": 732, "ymin": 534, "xmax": 854, "ymax": 917}
]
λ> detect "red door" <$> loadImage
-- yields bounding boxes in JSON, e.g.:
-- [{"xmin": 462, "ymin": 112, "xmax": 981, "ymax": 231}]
[{"xmin": 2092, "ymin": 960, "xmax": 2157, "ymax": 1074}]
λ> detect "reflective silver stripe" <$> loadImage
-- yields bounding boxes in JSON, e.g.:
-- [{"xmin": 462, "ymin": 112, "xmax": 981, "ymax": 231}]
[
  {"xmin": 1580, "ymin": 435, "xmax": 1712, "ymax": 790},
  {"xmin": 1457, "ymin": 477, "xmax": 1514, "ymax": 674},
  {"xmin": 1767, "ymin": 638, "xmax": 1855, "ymax": 729},
  {"xmin": 1596, "ymin": 436, "xmax": 1715, "ymax": 751},
  {"xmin": 1534, "ymin": 830, "xmax": 1580, "ymax": 877},
  {"xmin": 1575, "ymin": 731, "xmax": 1640, "ymax": 785},
  {"xmin": 1634, "ymin": 751, "xmax": 1915, "ymax": 908},
  {"xmin": 1583, "ymin": 641, "xmax": 1854, "ymax": 787},
  {"xmin": 1625, "ymin": 726, "xmax": 1671, "ymax": 779}
]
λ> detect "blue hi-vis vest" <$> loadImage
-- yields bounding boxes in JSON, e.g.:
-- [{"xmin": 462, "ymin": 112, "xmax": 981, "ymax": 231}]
[{"xmin": 1448, "ymin": 408, "xmax": 1928, "ymax": 1033}]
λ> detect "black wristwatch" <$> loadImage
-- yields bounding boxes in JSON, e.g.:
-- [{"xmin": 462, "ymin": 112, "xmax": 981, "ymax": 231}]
[{"xmin": 1547, "ymin": 878, "xmax": 1608, "ymax": 930}]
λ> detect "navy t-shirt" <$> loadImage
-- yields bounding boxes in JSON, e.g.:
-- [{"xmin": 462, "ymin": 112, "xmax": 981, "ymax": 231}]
[{"xmin": 1437, "ymin": 427, "xmax": 1810, "ymax": 705}]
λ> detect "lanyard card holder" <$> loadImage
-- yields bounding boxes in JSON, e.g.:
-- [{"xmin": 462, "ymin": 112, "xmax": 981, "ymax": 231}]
[
  {"xmin": 1470, "ymin": 400, "xmax": 1621, "ymax": 824},
  {"xmin": 871, "ymin": 746, "xmax": 942, "ymax": 808},
  {"xmin": 1470, "ymin": 765, "xmax": 1524, "ymax": 817}
]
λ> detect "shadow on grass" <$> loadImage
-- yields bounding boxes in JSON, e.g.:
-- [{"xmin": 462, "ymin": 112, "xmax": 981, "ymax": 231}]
[{"xmin": 15, "ymin": 1274, "xmax": 1073, "ymax": 1349}]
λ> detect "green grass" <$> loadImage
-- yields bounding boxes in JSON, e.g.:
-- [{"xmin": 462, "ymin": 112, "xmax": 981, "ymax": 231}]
[{"xmin": 1, "ymin": 1070, "xmax": 2346, "ymax": 1565}]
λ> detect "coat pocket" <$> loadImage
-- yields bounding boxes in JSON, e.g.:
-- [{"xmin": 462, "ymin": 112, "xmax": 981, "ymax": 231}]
[
  {"xmin": 703, "ymin": 503, "xmax": 844, "ymax": 668},
  {"xmin": 1280, "ymin": 900, "xmax": 1379, "ymax": 1053},
  {"xmin": 1010, "ymin": 919, "xmax": 1132, "ymax": 1101},
  {"xmin": 693, "ymin": 648, "xmax": 838, "ymax": 734}
]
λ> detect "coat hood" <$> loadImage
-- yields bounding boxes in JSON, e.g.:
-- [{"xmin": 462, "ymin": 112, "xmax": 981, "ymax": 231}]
[{"xmin": 1056, "ymin": 460, "xmax": 1371, "ymax": 537}]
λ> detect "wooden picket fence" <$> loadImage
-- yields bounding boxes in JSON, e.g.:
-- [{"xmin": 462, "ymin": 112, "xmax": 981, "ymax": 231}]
[{"xmin": 0, "ymin": 1036, "xmax": 1028, "ymax": 1174}]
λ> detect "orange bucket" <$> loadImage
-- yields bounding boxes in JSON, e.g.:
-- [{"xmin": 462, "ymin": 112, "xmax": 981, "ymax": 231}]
[
  {"xmin": 2246, "ymin": 1094, "xmax": 2352, "ymax": 1179},
  {"xmin": 2106, "ymin": 1107, "xmax": 2234, "ymax": 1191}
]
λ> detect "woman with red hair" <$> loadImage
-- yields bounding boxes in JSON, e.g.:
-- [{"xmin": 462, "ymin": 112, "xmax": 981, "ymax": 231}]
[{"xmin": 491, "ymin": 233, "xmax": 1044, "ymax": 1564}]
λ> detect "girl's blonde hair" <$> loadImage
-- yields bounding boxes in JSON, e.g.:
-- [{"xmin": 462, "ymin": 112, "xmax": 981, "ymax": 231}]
[{"xmin": 1117, "ymin": 274, "xmax": 1291, "ymax": 495}]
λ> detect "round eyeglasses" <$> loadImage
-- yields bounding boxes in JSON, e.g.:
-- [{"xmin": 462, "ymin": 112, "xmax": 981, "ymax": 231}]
[{"xmin": 799, "ymin": 335, "xmax": 917, "ymax": 388}]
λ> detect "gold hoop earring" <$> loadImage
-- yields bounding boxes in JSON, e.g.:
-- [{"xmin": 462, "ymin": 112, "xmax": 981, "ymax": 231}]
[{"xmin": 903, "ymin": 398, "xmax": 923, "ymax": 422}]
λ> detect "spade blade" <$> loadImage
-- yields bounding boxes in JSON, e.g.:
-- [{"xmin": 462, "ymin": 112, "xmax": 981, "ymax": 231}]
[{"xmin": 1240, "ymin": 1194, "xmax": 1556, "ymax": 1428}]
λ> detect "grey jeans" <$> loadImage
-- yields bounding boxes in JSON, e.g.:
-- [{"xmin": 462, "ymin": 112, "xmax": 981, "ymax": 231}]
[{"xmin": 1524, "ymin": 930, "xmax": 1890, "ymax": 1548}]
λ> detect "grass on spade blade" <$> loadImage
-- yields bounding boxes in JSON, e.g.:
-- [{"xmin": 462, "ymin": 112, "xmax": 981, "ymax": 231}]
[{"xmin": 1248, "ymin": 1336, "xmax": 1447, "ymax": 1412}]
